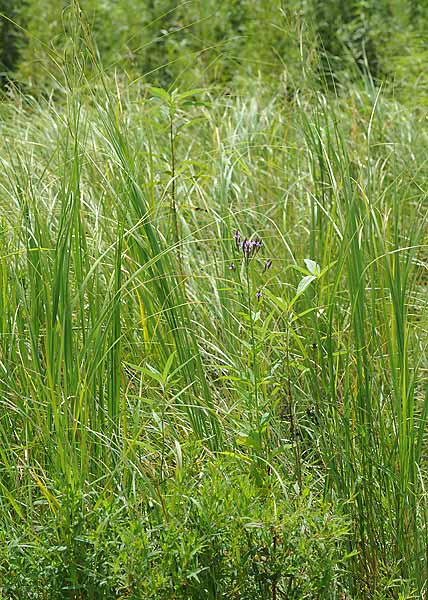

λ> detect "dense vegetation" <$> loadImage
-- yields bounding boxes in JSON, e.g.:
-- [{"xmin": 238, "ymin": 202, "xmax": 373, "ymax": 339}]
[{"xmin": 1, "ymin": 1, "xmax": 428, "ymax": 598}]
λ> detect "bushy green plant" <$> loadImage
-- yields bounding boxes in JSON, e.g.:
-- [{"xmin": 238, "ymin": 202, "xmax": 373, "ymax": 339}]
[{"xmin": 0, "ymin": 461, "xmax": 349, "ymax": 599}]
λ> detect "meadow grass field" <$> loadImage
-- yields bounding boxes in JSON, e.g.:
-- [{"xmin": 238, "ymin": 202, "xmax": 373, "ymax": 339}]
[{"xmin": 1, "ymin": 2, "xmax": 428, "ymax": 598}]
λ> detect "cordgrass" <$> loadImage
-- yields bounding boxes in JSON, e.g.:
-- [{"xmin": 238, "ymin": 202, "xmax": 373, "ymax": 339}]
[{"xmin": 1, "ymin": 6, "xmax": 428, "ymax": 598}]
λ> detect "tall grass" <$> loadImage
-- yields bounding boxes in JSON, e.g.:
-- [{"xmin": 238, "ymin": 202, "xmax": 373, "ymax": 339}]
[
  {"xmin": 1, "ymin": 6, "xmax": 428, "ymax": 598},
  {"xmin": 300, "ymin": 93, "xmax": 428, "ymax": 595}
]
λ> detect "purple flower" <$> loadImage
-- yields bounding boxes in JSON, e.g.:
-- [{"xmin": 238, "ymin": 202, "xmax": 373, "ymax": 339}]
[
  {"xmin": 242, "ymin": 238, "xmax": 251, "ymax": 257},
  {"xmin": 256, "ymin": 290, "xmax": 262, "ymax": 301},
  {"xmin": 232, "ymin": 230, "xmax": 263, "ymax": 260},
  {"xmin": 243, "ymin": 237, "xmax": 262, "ymax": 259},
  {"xmin": 252, "ymin": 239, "xmax": 263, "ymax": 255}
]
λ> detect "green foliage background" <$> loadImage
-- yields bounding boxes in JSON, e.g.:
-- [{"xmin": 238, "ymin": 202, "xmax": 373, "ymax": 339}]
[{"xmin": 0, "ymin": 0, "xmax": 427, "ymax": 99}]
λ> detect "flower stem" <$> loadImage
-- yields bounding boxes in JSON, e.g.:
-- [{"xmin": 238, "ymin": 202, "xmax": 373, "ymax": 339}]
[{"xmin": 245, "ymin": 259, "xmax": 259, "ymax": 426}]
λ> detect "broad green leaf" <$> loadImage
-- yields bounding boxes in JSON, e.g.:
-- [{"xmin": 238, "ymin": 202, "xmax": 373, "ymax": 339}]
[
  {"xmin": 304, "ymin": 258, "xmax": 321, "ymax": 276},
  {"xmin": 297, "ymin": 274, "xmax": 316, "ymax": 295},
  {"xmin": 147, "ymin": 86, "xmax": 171, "ymax": 102}
]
